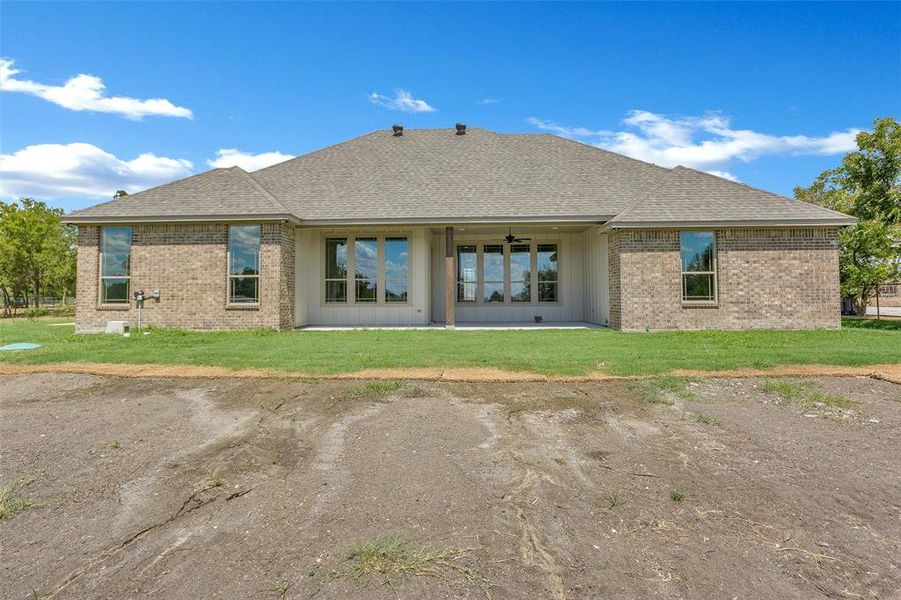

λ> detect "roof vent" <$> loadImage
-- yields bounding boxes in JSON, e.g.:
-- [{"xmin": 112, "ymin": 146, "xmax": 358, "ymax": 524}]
[
  {"xmin": 455, "ymin": 123, "xmax": 467, "ymax": 135},
  {"xmin": 392, "ymin": 124, "xmax": 404, "ymax": 136}
]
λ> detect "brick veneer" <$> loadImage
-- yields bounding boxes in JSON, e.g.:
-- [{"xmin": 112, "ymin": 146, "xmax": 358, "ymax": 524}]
[
  {"xmin": 608, "ymin": 228, "xmax": 841, "ymax": 330},
  {"xmin": 75, "ymin": 222, "xmax": 295, "ymax": 332}
]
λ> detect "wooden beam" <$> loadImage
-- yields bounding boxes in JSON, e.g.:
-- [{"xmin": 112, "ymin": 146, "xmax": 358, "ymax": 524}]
[{"xmin": 445, "ymin": 226, "xmax": 455, "ymax": 329}]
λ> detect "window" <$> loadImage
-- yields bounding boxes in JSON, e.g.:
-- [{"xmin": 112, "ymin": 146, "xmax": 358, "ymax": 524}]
[
  {"xmin": 323, "ymin": 236, "xmax": 409, "ymax": 303},
  {"xmin": 100, "ymin": 226, "xmax": 131, "ymax": 303},
  {"xmin": 228, "ymin": 225, "xmax": 260, "ymax": 303},
  {"xmin": 354, "ymin": 237, "xmax": 378, "ymax": 302},
  {"xmin": 510, "ymin": 244, "xmax": 531, "ymax": 302},
  {"xmin": 385, "ymin": 237, "xmax": 408, "ymax": 302},
  {"xmin": 457, "ymin": 245, "xmax": 477, "ymax": 302},
  {"xmin": 483, "ymin": 244, "xmax": 504, "ymax": 302},
  {"xmin": 325, "ymin": 238, "xmax": 348, "ymax": 302},
  {"xmin": 680, "ymin": 231, "xmax": 716, "ymax": 302},
  {"xmin": 537, "ymin": 244, "xmax": 558, "ymax": 302}
]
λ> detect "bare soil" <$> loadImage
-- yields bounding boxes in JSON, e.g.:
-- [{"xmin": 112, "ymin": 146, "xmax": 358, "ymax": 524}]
[
  {"xmin": 2, "ymin": 361, "xmax": 901, "ymax": 384},
  {"xmin": 1, "ymin": 374, "xmax": 900, "ymax": 599}
]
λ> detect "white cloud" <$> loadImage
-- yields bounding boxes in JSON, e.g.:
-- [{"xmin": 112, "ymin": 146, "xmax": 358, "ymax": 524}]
[
  {"xmin": 207, "ymin": 148, "xmax": 294, "ymax": 171},
  {"xmin": 704, "ymin": 170, "xmax": 740, "ymax": 182},
  {"xmin": 479, "ymin": 98, "xmax": 500, "ymax": 105},
  {"xmin": 527, "ymin": 111, "xmax": 860, "ymax": 170},
  {"xmin": 0, "ymin": 58, "xmax": 193, "ymax": 120},
  {"xmin": 0, "ymin": 143, "xmax": 193, "ymax": 199},
  {"xmin": 368, "ymin": 89, "xmax": 436, "ymax": 113}
]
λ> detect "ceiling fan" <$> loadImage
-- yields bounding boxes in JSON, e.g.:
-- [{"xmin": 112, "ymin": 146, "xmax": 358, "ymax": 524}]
[{"xmin": 504, "ymin": 227, "xmax": 531, "ymax": 244}]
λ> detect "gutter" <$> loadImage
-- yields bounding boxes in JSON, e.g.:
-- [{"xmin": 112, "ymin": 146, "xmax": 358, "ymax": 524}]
[
  {"xmin": 599, "ymin": 217, "xmax": 857, "ymax": 232},
  {"xmin": 63, "ymin": 213, "xmax": 303, "ymax": 225}
]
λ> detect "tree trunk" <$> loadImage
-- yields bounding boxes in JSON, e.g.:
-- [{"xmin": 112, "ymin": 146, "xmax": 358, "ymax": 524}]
[
  {"xmin": 33, "ymin": 274, "xmax": 41, "ymax": 308},
  {"xmin": 0, "ymin": 284, "xmax": 10, "ymax": 319},
  {"xmin": 854, "ymin": 295, "xmax": 868, "ymax": 317}
]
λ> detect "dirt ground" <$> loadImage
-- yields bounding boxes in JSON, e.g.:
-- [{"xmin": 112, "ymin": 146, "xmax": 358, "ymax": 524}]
[{"xmin": 1, "ymin": 374, "xmax": 900, "ymax": 599}]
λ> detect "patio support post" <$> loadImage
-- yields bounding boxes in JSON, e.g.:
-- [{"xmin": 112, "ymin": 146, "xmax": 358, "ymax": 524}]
[{"xmin": 445, "ymin": 226, "xmax": 455, "ymax": 329}]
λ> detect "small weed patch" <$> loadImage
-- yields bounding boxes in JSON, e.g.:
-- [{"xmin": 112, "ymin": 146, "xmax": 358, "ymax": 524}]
[
  {"xmin": 760, "ymin": 378, "xmax": 857, "ymax": 415},
  {"xmin": 760, "ymin": 378, "xmax": 817, "ymax": 402},
  {"xmin": 267, "ymin": 569, "xmax": 295, "ymax": 599},
  {"xmin": 671, "ymin": 488, "xmax": 685, "ymax": 502},
  {"xmin": 640, "ymin": 376, "xmax": 697, "ymax": 404},
  {"xmin": 332, "ymin": 536, "xmax": 486, "ymax": 586},
  {"xmin": 694, "ymin": 413, "xmax": 720, "ymax": 426},
  {"xmin": 342, "ymin": 380, "xmax": 406, "ymax": 400},
  {"xmin": 605, "ymin": 493, "xmax": 624, "ymax": 509},
  {"xmin": 0, "ymin": 481, "xmax": 38, "ymax": 520},
  {"xmin": 204, "ymin": 472, "xmax": 224, "ymax": 488}
]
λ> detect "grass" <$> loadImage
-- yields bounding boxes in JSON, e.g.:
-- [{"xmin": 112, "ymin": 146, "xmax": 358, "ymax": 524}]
[
  {"xmin": 0, "ymin": 481, "xmax": 37, "ymax": 520},
  {"xmin": 670, "ymin": 488, "xmax": 685, "ymax": 502},
  {"xmin": 605, "ymin": 493, "xmax": 624, "ymax": 509},
  {"xmin": 267, "ymin": 569, "xmax": 295, "ymax": 599},
  {"xmin": 841, "ymin": 317, "xmax": 901, "ymax": 331},
  {"xmin": 640, "ymin": 376, "xmax": 698, "ymax": 404},
  {"xmin": 0, "ymin": 317, "xmax": 898, "ymax": 377},
  {"xmin": 341, "ymin": 380, "xmax": 405, "ymax": 399},
  {"xmin": 331, "ymin": 536, "xmax": 485, "ymax": 586},
  {"xmin": 204, "ymin": 472, "xmax": 224, "ymax": 488},
  {"xmin": 693, "ymin": 413, "xmax": 720, "ymax": 426},
  {"xmin": 760, "ymin": 378, "xmax": 857, "ymax": 411}
]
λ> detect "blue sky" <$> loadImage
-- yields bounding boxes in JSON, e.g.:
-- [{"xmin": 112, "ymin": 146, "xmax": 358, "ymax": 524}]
[{"xmin": 1, "ymin": 2, "xmax": 898, "ymax": 212}]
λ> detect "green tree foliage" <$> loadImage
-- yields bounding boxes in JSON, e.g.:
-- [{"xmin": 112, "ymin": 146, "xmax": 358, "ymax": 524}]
[
  {"xmin": 0, "ymin": 199, "xmax": 77, "ymax": 316},
  {"xmin": 795, "ymin": 116, "xmax": 901, "ymax": 315}
]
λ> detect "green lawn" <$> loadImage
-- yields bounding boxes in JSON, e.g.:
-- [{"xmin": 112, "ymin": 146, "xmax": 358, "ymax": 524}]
[{"xmin": 0, "ymin": 317, "xmax": 897, "ymax": 377}]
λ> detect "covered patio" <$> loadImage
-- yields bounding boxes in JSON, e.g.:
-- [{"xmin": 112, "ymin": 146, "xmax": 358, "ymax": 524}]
[{"xmin": 293, "ymin": 222, "xmax": 611, "ymax": 328}]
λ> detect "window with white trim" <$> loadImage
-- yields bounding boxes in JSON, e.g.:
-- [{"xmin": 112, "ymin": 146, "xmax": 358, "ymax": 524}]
[
  {"xmin": 509, "ymin": 244, "xmax": 531, "ymax": 302},
  {"xmin": 325, "ymin": 238, "xmax": 348, "ymax": 302},
  {"xmin": 100, "ymin": 226, "xmax": 131, "ymax": 303},
  {"xmin": 680, "ymin": 231, "xmax": 717, "ymax": 302},
  {"xmin": 354, "ymin": 237, "xmax": 378, "ymax": 302},
  {"xmin": 324, "ymin": 236, "xmax": 409, "ymax": 303},
  {"xmin": 482, "ymin": 244, "xmax": 504, "ymax": 302},
  {"xmin": 537, "ymin": 244, "xmax": 558, "ymax": 302},
  {"xmin": 457, "ymin": 244, "xmax": 477, "ymax": 302},
  {"xmin": 228, "ymin": 225, "xmax": 260, "ymax": 303},
  {"xmin": 384, "ymin": 237, "xmax": 408, "ymax": 302},
  {"xmin": 455, "ymin": 241, "xmax": 559, "ymax": 304}
]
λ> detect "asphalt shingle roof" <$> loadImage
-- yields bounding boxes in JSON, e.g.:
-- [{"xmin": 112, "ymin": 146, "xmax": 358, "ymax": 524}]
[
  {"xmin": 66, "ymin": 166, "xmax": 293, "ymax": 220},
  {"xmin": 65, "ymin": 128, "xmax": 854, "ymax": 226},
  {"xmin": 606, "ymin": 166, "xmax": 855, "ymax": 227}
]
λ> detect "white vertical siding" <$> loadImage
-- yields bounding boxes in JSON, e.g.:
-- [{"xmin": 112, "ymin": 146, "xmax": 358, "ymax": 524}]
[
  {"xmin": 581, "ymin": 228, "xmax": 610, "ymax": 325},
  {"xmin": 295, "ymin": 227, "xmax": 430, "ymax": 326}
]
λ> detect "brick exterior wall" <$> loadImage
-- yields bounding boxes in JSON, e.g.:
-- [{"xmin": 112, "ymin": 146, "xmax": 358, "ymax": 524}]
[
  {"xmin": 608, "ymin": 227, "xmax": 841, "ymax": 331},
  {"xmin": 75, "ymin": 222, "xmax": 295, "ymax": 332}
]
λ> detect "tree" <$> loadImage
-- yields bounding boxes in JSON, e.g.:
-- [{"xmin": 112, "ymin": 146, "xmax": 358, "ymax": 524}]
[
  {"xmin": 0, "ymin": 199, "xmax": 77, "ymax": 312},
  {"xmin": 113, "ymin": 189, "xmax": 129, "ymax": 199},
  {"xmin": 794, "ymin": 116, "xmax": 901, "ymax": 315}
]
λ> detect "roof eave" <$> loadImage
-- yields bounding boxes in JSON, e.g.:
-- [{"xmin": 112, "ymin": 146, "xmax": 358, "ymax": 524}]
[
  {"xmin": 600, "ymin": 217, "xmax": 857, "ymax": 232},
  {"xmin": 63, "ymin": 213, "xmax": 303, "ymax": 225},
  {"xmin": 295, "ymin": 215, "xmax": 615, "ymax": 226}
]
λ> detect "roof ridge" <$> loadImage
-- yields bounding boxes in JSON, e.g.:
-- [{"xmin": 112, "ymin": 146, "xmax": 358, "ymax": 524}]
[
  {"xmin": 250, "ymin": 130, "xmax": 384, "ymax": 177},
  {"xmin": 233, "ymin": 167, "xmax": 295, "ymax": 216},
  {"xmin": 542, "ymin": 134, "xmax": 673, "ymax": 173}
]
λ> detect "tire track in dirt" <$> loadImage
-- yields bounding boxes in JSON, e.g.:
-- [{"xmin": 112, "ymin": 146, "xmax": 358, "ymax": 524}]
[
  {"xmin": 46, "ymin": 386, "xmax": 307, "ymax": 598},
  {"xmin": 496, "ymin": 414, "xmax": 567, "ymax": 599}
]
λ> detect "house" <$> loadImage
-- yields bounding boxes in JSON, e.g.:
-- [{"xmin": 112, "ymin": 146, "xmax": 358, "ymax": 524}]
[{"xmin": 64, "ymin": 125, "xmax": 855, "ymax": 332}]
